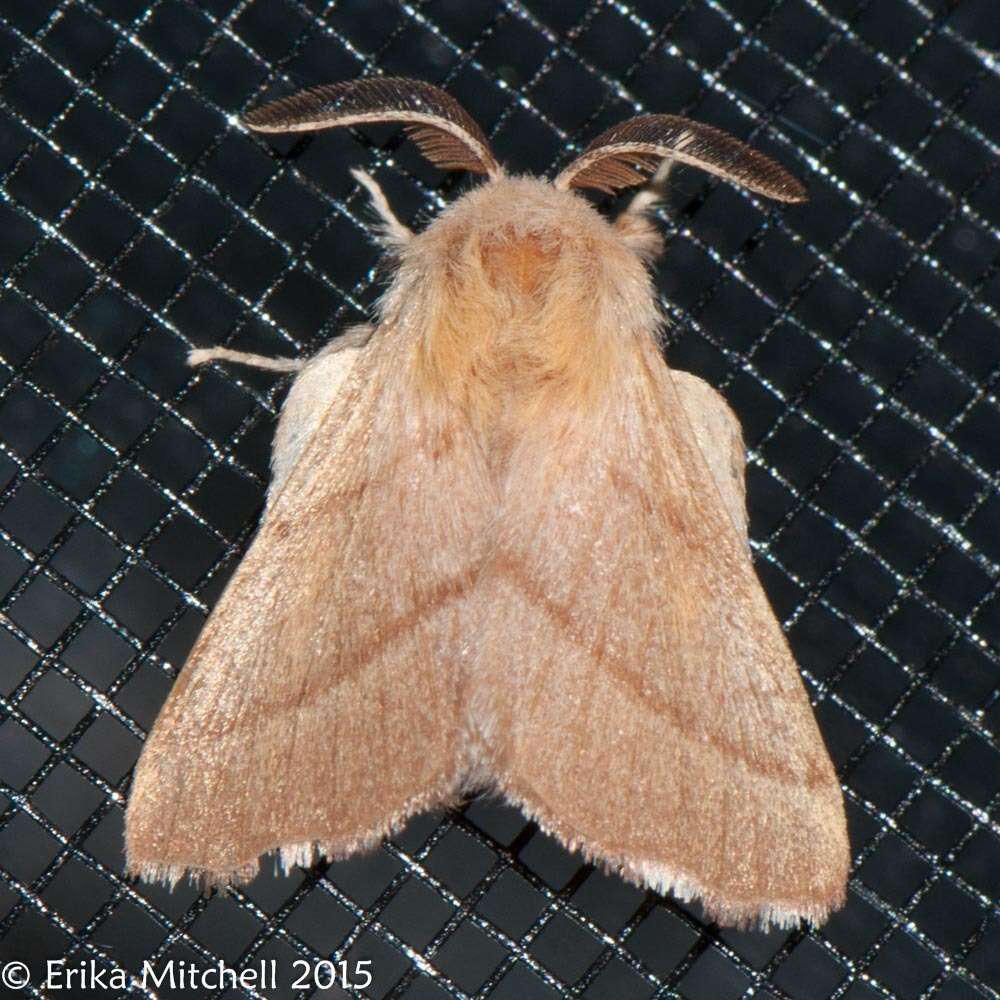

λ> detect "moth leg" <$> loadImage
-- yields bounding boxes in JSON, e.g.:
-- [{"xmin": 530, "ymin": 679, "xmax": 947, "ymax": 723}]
[
  {"xmin": 667, "ymin": 369, "xmax": 749, "ymax": 539},
  {"xmin": 350, "ymin": 167, "xmax": 413, "ymax": 248},
  {"xmin": 268, "ymin": 328, "xmax": 371, "ymax": 503},
  {"xmin": 615, "ymin": 160, "xmax": 674, "ymax": 261},
  {"xmin": 188, "ymin": 325, "xmax": 370, "ymax": 376},
  {"xmin": 188, "ymin": 347, "xmax": 305, "ymax": 372},
  {"xmin": 622, "ymin": 157, "xmax": 676, "ymax": 219}
]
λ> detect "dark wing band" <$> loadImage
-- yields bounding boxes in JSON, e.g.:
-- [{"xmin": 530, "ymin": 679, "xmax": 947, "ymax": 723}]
[
  {"xmin": 243, "ymin": 76, "xmax": 501, "ymax": 178},
  {"xmin": 554, "ymin": 114, "xmax": 806, "ymax": 202}
]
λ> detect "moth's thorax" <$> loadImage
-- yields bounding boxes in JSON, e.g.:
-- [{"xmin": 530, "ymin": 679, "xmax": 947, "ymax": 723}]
[{"xmin": 388, "ymin": 176, "xmax": 659, "ymax": 432}]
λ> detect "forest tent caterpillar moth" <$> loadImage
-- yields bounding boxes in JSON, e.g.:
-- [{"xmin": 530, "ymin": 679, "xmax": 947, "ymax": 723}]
[{"xmin": 124, "ymin": 77, "xmax": 849, "ymax": 931}]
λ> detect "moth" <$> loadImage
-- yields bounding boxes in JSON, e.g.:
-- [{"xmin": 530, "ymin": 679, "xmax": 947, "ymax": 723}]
[{"xmin": 125, "ymin": 77, "xmax": 849, "ymax": 930}]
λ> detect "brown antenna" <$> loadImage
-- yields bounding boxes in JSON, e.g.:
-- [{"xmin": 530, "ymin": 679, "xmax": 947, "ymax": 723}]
[
  {"xmin": 244, "ymin": 76, "xmax": 502, "ymax": 179},
  {"xmin": 555, "ymin": 114, "xmax": 806, "ymax": 202}
]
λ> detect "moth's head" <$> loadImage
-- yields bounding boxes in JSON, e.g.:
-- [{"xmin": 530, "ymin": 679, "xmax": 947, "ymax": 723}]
[
  {"xmin": 243, "ymin": 79, "xmax": 807, "ymax": 408},
  {"xmin": 419, "ymin": 175, "xmax": 630, "ymax": 292},
  {"xmin": 243, "ymin": 79, "xmax": 807, "ymax": 269}
]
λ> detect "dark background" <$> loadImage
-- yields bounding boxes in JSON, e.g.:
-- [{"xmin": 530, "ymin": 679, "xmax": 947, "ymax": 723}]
[{"xmin": 1, "ymin": 1, "xmax": 999, "ymax": 998}]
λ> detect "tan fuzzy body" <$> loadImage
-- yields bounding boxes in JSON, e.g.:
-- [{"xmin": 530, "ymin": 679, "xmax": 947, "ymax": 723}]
[
  {"xmin": 125, "ymin": 175, "xmax": 848, "ymax": 931},
  {"xmin": 389, "ymin": 179, "xmax": 655, "ymax": 469}
]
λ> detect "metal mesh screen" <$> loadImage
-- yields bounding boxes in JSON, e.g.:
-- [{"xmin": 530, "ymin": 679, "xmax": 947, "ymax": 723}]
[{"xmin": 0, "ymin": 0, "xmax": 998, "ymax": 997}]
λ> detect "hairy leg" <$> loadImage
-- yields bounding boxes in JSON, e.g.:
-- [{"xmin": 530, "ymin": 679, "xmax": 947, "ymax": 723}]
[
  {"xmin": 350, "ymin": 168, "xmax": 412, "ymax": 248},
  {"xmin": 188, "ymin": 325, "xmax": 373, "ymax": 373}
]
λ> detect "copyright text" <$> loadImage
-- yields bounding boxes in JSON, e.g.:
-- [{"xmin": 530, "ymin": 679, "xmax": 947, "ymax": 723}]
[{"xmin": 1, "ymin": 958, "xmax": 374, "ymax": 992}]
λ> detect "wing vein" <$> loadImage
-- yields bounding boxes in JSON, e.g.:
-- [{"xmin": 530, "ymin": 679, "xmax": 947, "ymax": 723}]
[{"xmin": 493, "ymin": 552, "xmax": 828, "ymax": 788}]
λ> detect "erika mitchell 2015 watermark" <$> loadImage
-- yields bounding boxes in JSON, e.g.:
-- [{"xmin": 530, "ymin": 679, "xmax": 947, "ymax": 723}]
[{"xmin": 10, "ymin": 957, "xmax": 374, "ymax": 992}]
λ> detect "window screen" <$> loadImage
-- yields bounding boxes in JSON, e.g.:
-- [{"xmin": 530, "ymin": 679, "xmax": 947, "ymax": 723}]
[{"xmin": 0, "ymin": 1, "xmax": 998, "ymax": 998}]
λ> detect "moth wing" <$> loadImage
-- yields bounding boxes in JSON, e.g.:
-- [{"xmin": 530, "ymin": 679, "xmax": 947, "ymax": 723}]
[
  {"xmin": 474, "ymin": 340, "xmax": 848, "ymax": 930},
  {"xmin": 667, "ymin": 369, "xmax": 748, "ymax": 537},
  {"xmin": 126, "ymin": 331, "xmax": 493, "ymax": 886},
  {"xmin": 268, "ymin": 338, "xmax": 363, "ymax": 502}
]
